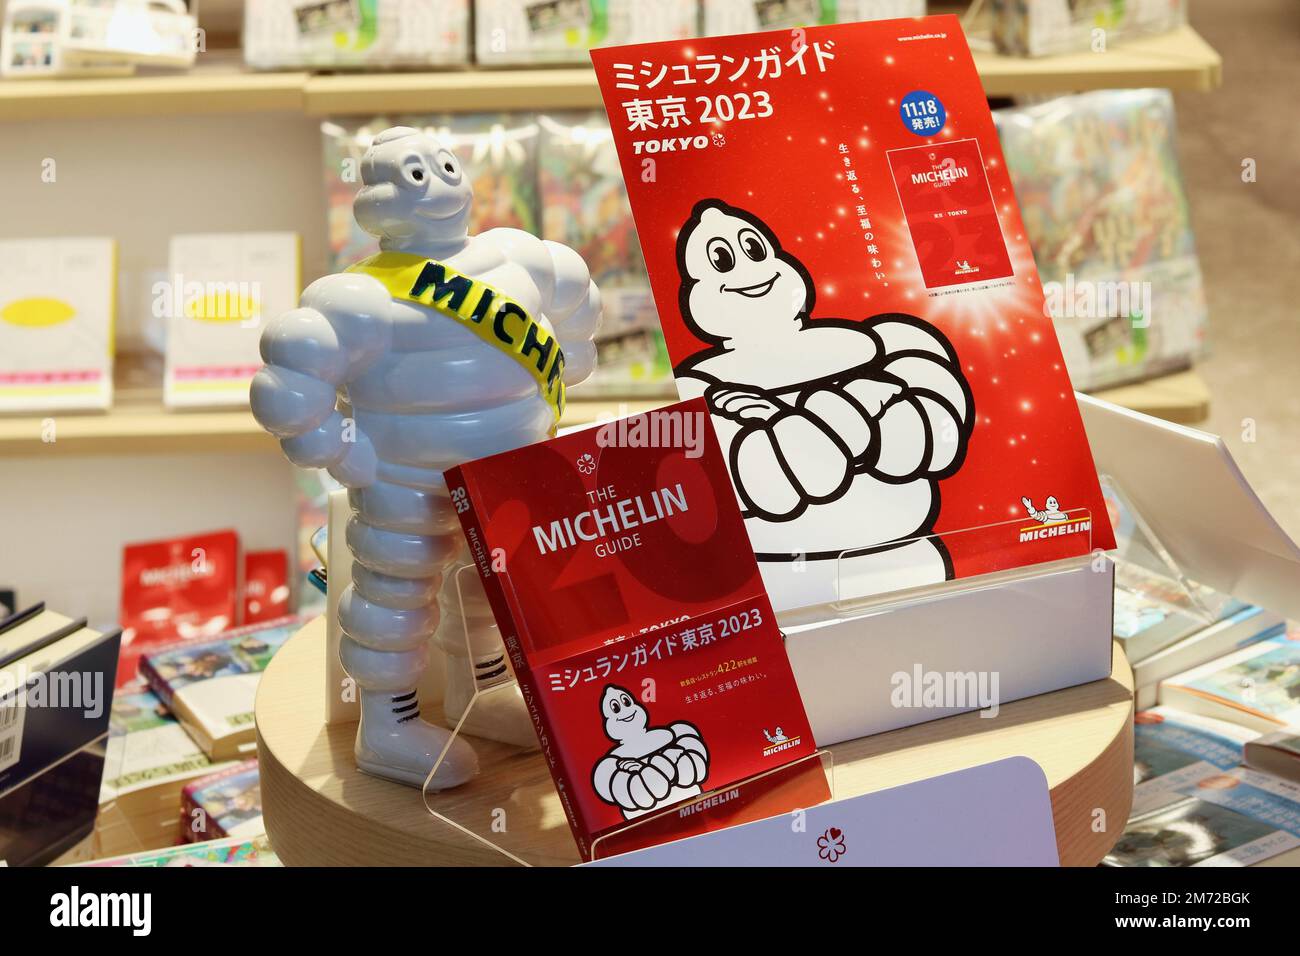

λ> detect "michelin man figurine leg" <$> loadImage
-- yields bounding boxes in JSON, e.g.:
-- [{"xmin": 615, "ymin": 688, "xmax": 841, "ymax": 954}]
[
  {"xmin": 251, "ymin": 126, "xmax": 600, "ymax": 788},
  {"xmin": 436, "ymin": 550, "xmax": 539, "ymax": 750}
]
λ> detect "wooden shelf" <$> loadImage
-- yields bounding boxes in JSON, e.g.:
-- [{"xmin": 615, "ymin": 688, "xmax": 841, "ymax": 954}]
[
  {"xmin": 256, "ymin": 617, "xmax": 1134, "ymax": 866},
  {"xmin": 0, "ymin": 61, "xmax": 308, "ymax": 122},
  {"xmin": 0, "ymin": 366, "xmax": 1207, "ymax": 456},
  {"xmin": 0, "ymin": 390, "xmax": 673, "ymax": 457},
  {"xmin": 0, "ymin": 25, "xmax": 1221, "ymax": 123},
  {"xmin": 302, "ymin": 68, "xmax": 605, "ymax": 117},
  {"xmin": 971, "ymin": 24, "xmax": 1222, "ymax": 97},
  {"xmin": 1092, "ymin": 368, "xmax": 1211, "ymax": 425}
]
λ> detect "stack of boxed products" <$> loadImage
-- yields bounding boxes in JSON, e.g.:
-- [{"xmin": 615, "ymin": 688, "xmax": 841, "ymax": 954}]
[
  {"xmin": 995, "ymin": 88, "xmax": 1208, "ymax": 393},
  {"xmin": 1, "ymin": 0, "xmax": 196, "ymax": 79},
  {"xmin": 0, "ymin": 231, "xmax": 301, "ymax": 415},
  {"xmin": 86, "ymin": 528, "xmax": 302, "ymax": 866},
  {"xmin": 1105, "ymin": 483, "xmax": 1300, "ymax": 866},
  {"xmin": 242, "ymin": 0, "xmax": 927, "ymax": 70}
]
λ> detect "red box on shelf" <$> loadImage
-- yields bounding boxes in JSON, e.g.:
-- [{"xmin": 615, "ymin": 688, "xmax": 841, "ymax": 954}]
[{"xmin": 118, "ymin": 529, "xmax": 240, "ymax": 688}]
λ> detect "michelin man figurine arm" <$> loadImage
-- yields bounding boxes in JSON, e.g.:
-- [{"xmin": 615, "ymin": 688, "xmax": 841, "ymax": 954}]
[{"xmin": 251, "ymin": 126, "xmax": 600, "ymax": 789}]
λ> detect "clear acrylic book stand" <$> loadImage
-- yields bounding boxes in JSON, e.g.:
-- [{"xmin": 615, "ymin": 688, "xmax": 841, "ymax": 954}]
[
  {"xmin": 421, "ymin": 566, "xmax": 834, "ymax": 866},
  {"xmin": 1100, "ymin": 473, "xmax": 1232, "ymax": 628}
]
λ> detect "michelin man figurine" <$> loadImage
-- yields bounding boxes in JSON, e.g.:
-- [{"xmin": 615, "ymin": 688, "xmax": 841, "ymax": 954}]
[{"xmin": 251, "ymin": 127, "xmax": 601, "ymax": 788}]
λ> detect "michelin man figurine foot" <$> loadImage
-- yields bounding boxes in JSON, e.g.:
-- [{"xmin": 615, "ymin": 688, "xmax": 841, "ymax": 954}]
[{"xmin": 251, "ymin": 126, "xmax": 601, "ymax": 789}]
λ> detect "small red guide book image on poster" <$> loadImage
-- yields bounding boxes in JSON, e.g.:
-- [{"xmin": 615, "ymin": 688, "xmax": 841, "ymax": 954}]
[
  {"xmin": 446, "ymin": 399, "xmax": 825, "ymax": 860},
  {"xmin": 590, "ymin": 15, "xmax": 1115, "ymax": 613}
]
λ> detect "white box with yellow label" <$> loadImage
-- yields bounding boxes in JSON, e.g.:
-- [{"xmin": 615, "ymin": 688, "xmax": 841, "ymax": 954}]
[
  {"xmin": 0, "ymin": 237, "xmax": 116, "ymax": 413},
  {"xmin": 163, "ymin": 232, "xmax": 300, "ymax": 409}
]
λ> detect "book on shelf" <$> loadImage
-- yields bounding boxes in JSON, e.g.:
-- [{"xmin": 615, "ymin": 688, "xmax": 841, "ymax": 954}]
[
  {"xmin": 1132, "ymin": 606, "xmax": 1284, "ymax": 710},
  {"xmin": 99, "ymin": 687, "xmax": 237, "ymax": 854},
  {"xmin": 139, "ymin": 616, "xmax": 300, "ymax": 761},
  {"xmin": 0, "ymin": 237, "xmax": 116, "ymax": 413},
  {"xmin": 1244, "ymin": 731, "xmax": 1300, "ymax": 787},
  {"xmin": 1158, "ymin": 632, "xmax": 1300, "ymax": 733},
  {"xmin": 163, "ymin": 232, "xmax": 300, "ymax": 409},
  {"xmin": 242, "ymin": 549, "xmax": 291, "ymax": 625},
  {"xmin": 0, "ymin": 602, "xmax": 121, "ymax": 867}
]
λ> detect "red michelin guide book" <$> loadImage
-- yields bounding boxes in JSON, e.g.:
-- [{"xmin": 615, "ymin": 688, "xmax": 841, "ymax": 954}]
[
  {"xmin": 446, "ymin": 399, "xmax": 825, "ymax": 860},
  {"xmin": 591, "ymin": 17, "xmax": 1115, "ymax": 613},
  {"xmin": 118, "ymin": 529, "xmax": 241, "ymax": 688}
]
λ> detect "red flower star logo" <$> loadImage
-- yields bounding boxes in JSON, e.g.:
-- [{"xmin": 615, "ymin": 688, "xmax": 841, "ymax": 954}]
[{"xmin": 817, "ymin": 827, "xmax": 846, "ymax": 863}]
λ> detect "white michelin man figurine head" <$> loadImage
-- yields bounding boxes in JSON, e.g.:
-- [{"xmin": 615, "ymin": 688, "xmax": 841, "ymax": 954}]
[
  {"xmin": 676, "ymin": 199, "xmax": 817, "ymax": 346},
  {"xmin": 601, "ymin": 686, "xmax": 648, "ymax": 743},
  {"xmin": 354, "ymin": 126, "xmax": 473, "ymax": 247}
]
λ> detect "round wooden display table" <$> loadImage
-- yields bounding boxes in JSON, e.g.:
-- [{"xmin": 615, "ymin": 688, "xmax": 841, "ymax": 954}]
[{"xmin": 257, "ymin": 618, "xmax": 1134, "ymax": 866}]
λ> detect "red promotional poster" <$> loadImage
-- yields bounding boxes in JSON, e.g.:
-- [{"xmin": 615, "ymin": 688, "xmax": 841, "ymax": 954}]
[
  {"xmin": 242, "ymin": 549, "xmax": 291, "ymax": 625},
  {"xmin": 446, "ymin": 400, "xmax": 824, "ymax": 860},
  {"xmin": 118, "ymin": 529, "xmax": 241, "ymax": 687},
  {"xmin": 590, "ymin": 15, "xmax": 1115, "ymax": 613}
]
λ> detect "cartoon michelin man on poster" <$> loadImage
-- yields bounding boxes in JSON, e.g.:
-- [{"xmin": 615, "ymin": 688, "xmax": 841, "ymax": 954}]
[
  {"xmin": 673, "ymin": 199, "xmax": 974, "ymax": 609},
  {"xmin": 592, "ymin": 686, "xmax": 710, "ymax": 819},
  {"xmin": 251, "ymin": 127, "xmax": 601, "ymax": 789}
]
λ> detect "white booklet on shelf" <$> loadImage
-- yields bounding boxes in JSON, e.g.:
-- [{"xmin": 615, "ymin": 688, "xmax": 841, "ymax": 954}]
[
  {"xmin": 0, "ymin": 237, "xmax": 115, "ymax": 413},
  {"xmin": 163, "ymin": 232, "xmax": 300, "ymax": 409}
]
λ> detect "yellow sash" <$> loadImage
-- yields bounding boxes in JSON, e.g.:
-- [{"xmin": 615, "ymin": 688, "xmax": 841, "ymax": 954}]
[{"xmin": 346, "ymin": 252, "xmax": 566, "ymax": 423}]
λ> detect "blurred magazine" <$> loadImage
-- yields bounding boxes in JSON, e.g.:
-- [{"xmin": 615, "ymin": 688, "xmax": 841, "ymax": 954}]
[
  {"xmin": 1131, "ymin": 707, "xmax": 1258, "ymax": 817},
  {"xmin": 1159, "ymin": 633, "xmax": 1300, "ymax": 732},
  {"xmin": 997, "ymin": 90, "xmax": 1206, "ymax": 391},
  {"xmin": 1133, "ymin": 607, "xmax": 1284, "ymax": 710},
  {"xmin": 75, "ymin": 833, "xmax": 279, "ymax": 867},
  {"xmin": 1106, "ymin": 789, "xmax": 1300, "ymax": 868}
]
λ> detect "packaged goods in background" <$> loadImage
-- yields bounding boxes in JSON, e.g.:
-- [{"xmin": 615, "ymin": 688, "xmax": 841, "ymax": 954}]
[
  {"xmin": 475, "ymin": 0, "xmax": 698, "ymax": 66},
  {"xmin": 997, "ymin": 90, "xmax": 1206, "ymax": 391},
  {"xmin": 245, "ymin": 0, "xmax": 470, "ymax": 69},
  {"xmin": 991, "ymin": 0, "xmax": 1186, "ymax": 57},
  {"xmin": 702, "ymin": 0, "xmax": 925, "ymax": 35}
]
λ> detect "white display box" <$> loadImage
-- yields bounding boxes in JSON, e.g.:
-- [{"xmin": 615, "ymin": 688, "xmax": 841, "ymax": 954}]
[
  {"xmin": 0, "ymin": 237, "xmax": 116, "ymax": 413},
  {"xmin": 163, "ymin": 232, "xmax": 300, "ymax": 409},
  {"xmin": 781, "ymin": 554, "xmax": 1115, "ymax": 745}
]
